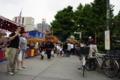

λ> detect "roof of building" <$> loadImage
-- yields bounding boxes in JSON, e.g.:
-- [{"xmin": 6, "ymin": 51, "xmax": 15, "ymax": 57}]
[{"xmin": 0, "ymin": 15, "xmax": 25, "ymax": 27}]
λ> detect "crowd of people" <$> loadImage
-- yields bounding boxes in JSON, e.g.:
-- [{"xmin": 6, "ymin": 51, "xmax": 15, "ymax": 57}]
[{"xmin": 0, "ymin": 26, "xmax": 98, "ymax": 76}]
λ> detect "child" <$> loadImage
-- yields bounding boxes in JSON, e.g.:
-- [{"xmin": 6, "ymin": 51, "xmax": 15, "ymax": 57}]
[{"xmin": 40, "ymin": 50, "xmax": 45, "ymax": 60}]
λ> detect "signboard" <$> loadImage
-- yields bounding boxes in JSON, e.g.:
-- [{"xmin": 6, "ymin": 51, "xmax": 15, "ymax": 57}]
[
  {"xmin": 105, "ymin": 30, "xmax": 110, "ymax": 50},
  {"xmin": 26, "ymin": 30, "xmax": 45, "ymax": 39}
]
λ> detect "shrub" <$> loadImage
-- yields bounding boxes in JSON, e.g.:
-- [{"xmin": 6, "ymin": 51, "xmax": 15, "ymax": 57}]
[{"xmin": 97, "ymin": 45, "xmax": 105, "ymax": 52}]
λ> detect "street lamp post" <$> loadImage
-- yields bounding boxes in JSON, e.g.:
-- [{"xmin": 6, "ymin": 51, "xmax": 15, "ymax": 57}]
[
  {"xmin": 71, "ymin": 20, "xmax": 84, "ymax": 41},
  {"xmin": 78, "ymin": 25, "xmax": 84, "ymax": 42},
  {"xmin": 74, "ymin": 25, "xmax": 84, "ymax": 42},
  {"xmin": 74, "ymin": 32, "xmax": 81, "ymax": 40}
]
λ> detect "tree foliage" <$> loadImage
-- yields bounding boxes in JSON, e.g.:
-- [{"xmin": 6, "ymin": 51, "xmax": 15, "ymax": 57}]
[
  {"xmin": 51, "ymin": 0, "xmax": 115, "ymax": 44},
  {"xmin": 51, "ymin": 6, "xmax": 74, "ymax": 41},
  {"xmin": 111, "ymin": 11, "xmax": 120, "ymax": 41},
  {"xmin": 74, "ymin": 3, "xmax": 93, "ymax": 40}
]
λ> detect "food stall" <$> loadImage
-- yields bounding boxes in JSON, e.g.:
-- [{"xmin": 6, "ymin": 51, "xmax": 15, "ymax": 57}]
[
  {"xmin": 25, "ymin": 30, "xmax": 59, "ymax": 57},
  {"xmin": 0, "ymin": 15, "xmax": 25, "ymax": 61},
  {"xmin": 25, "ymin": 30, "xmax": 45, "ymax": 57}
]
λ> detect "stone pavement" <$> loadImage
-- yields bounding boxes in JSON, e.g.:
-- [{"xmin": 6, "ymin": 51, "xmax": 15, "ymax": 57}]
[{"xmin": 0, "ymin": 55, "xmax": 119, "ymax": 80}]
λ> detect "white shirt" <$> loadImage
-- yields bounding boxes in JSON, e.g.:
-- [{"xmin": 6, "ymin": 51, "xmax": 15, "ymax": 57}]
[
  {"xmin": 89, "ymin": 44, "xmax": 98, "ymax": 58},
  {"xmin": 67, "ymin": 43, "xmax": 71, "ymax": 51},
  {"xmin": 35, "ymin": 42, "xmax": 39, "ymax": 49},
  {"xmin": 71, "ymin": 44, "xmax": 74, "ymax": 49},
  {"xmin": 80, "ymin": 43, "xmax": 84, "ymax": 47}
]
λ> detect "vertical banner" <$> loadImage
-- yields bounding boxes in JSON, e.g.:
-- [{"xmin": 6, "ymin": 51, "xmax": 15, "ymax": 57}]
[{"xmin": 105, "ymin": 30, "xmax": 110, "ymax": 50}]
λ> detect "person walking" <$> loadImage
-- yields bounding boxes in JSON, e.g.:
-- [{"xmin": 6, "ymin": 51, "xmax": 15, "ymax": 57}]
[
  {"xmin": 63, "ymin": 42, "xmax": 68, "ymax": 57},
  {"xmin": 45, "ymin": 38, "xmax": 54, "ymax": 60},
  {"xmin": 6, "ymin": 26, "xmax": 21, "ymax": 75},
  {"xmin": 70, "ymin": 43, "xmax": 74, "ymax": 55},
  {"xmin": 56, "ymin": 43, "xmax": 61, "ymax": 57},
  {"xmin": 17, "ymin": 32, "xmax": 27, "ymax": 70},
  {"xmin": 67, "ymin": 42, "xmax": 71, "ymax": 57},
  {"xmin": 40, "ymin": 42, "xmax": 45, "ymax": 60}
]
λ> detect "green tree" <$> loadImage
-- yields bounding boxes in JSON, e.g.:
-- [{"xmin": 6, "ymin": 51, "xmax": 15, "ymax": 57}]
[
  {"xmin": 91, "ymin": 0, "xmax": 114, "ymax": 44},
  {"xmin": 51, "ymin": 0, "xmax": 114, "ymax": 43},
  {"xmin": 51, "ymin": 6, "xmax": 74, "ymax": 41},
  {"xmin": 111, "ymin": 11, "xmax": 120, "ymax": 42},
  {"xmin": 75, "ymin": 3, "xmax": 93, "ymax": 41}
]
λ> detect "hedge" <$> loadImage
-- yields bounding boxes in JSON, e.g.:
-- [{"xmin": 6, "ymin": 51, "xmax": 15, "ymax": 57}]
[{"xmin": 97, "ymin": 45, "xmax": 120, "ymax": 53}]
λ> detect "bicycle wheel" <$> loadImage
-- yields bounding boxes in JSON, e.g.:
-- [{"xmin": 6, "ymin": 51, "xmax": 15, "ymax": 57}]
[
  {"xmin": 116, "ymin": 70, "xmax": 120, "ymax": 79},
  {"xmin": 82, "ymin": 66, "xmax": 85, "ymax": 76},
  {"xmin": 85, "ymin": 59, "xmax": 91, "ymax": 71},
  {"xmin": 116, "ymin": 60, "xmax": 120, "ymax": 78},
  {"xmin": 85, "ymin": 58, "xmax": 97, "ymax": 71},
  {"xmin": 103, "ymin": 58, "xmax": 119, "ymax": 78}
]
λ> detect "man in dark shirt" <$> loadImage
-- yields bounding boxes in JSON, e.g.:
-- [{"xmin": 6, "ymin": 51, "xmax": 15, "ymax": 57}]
[
  {"xmin": 6, "ymin": 26, "xmax": 21, "ymax": 75},
  {"xmin": 63, "ymin": 42, "xmax": 68, "ymax": 57},
  {"xmin": 45, "ymin": 38, "xmax": 54, "ymax": 60}
]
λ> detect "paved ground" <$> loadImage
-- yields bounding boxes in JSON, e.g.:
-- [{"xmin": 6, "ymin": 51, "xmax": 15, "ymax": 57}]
[{"xmin": 0, "ymin": 55, "xmax": 119, "ymax": 80}]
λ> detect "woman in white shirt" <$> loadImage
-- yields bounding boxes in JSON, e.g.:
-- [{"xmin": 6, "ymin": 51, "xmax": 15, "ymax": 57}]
[
  {"xmin": 88, "ymin": 42, "xmax": 98, "ymax": 70},
  {"xmin": 17, "ymin": 32, "xmax": 27, "ymax": 70},
  {"xmin": 67, "ymin": 42, "xmax": 71, "ymax": 57},
  {"xmin": 56, "ymin": 43, "xmax": 61, "ymax": 57}
]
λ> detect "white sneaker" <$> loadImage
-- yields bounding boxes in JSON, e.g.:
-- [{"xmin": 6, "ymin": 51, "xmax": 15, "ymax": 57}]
[
  {"xmin": 22, "ymin": 66, "xmax": 27, "ymax": 68},
  {"xmin": 18, "ymin": 68, "xmax": 22, "ymax": 70},
  {"xmin": 6, "ymin": 72, "xmax": 14, "ymax": 76},
  {"xmin": 14, "ymin": 70, "xmax": 18, "ymax": 73}
]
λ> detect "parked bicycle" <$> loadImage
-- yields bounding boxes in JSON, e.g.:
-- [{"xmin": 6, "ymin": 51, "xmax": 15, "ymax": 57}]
[
  {"xmin": 116, "ymin": 61, "xmax": 120, "ymax": 78},
  {"xmin": 78, "ymin": 45, "xmax": 119, "ymax": 78},
  {"xmin": 94, "ymin": 53, "xmax": 119, "ymax": 78},
  {"xmin": 78, "ymin": 46, "xmax": 90, "ymax": 76},
  {"xmin": 108, "ymin": 50, "xmax": 120, "ymax": 78}
]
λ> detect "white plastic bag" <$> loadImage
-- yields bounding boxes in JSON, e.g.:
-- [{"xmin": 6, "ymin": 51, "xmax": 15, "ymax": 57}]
[
  {"xmin": 51, "ymin": 50, "xmax": 54, "ymax": 55},
  {"xmin": 41, "ymin": 51, "xmax": 45, "ymax": 56},
  {"xmin": 18, "ymin": 51, "xmax": 22, "ymax": 61}
]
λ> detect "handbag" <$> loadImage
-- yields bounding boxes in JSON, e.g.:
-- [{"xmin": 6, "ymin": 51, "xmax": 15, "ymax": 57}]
[{"xmin": 18, "ymin": 50, "xmax": 22, "ymax": 61}]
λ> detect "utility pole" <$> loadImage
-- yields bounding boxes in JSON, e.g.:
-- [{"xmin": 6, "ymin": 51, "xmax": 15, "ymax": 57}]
[
  {"xmin": 106, "ymin": 0, "xmax": 110, "ymax": 52},
  {"xmin": 107, "ymin": 0, "xmax": 110, "ymax": 30}
]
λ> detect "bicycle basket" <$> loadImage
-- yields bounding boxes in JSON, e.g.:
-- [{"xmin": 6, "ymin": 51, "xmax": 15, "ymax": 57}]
[
  {"xmin": 106, "ymin": 50, "xmax": 120, "ymax": 59},
  {"xmin": 80, "ymin": 47, "xmax": 90, "ymax": 55}
]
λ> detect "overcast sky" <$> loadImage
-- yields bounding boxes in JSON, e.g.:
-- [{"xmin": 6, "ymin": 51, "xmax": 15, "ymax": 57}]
[{"xmin": 0, "ymin": 0, "xmax": 119, "ymax": 24}]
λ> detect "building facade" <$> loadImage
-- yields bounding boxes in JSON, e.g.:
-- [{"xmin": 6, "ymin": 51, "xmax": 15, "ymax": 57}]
[
  {"xmin": 37, "ymin": 19, "xmax": 50, "ymax": 33},
  {"xmin": 13, "ymin": 17, "xmax": 34, "ymax": 31}
]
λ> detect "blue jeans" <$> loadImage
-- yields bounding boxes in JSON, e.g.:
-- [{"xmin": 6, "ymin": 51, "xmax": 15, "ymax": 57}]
[
  {"xmin": 63, "ymin": 49, "xmax": 67, "ymax": 56},
  {"xmin": 21, "ymin": 49, "xmax": 26, "ymax": 58},
  {"xmin": 67, "ymin": 50, "xmax": 71, "ymax": 57}
]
